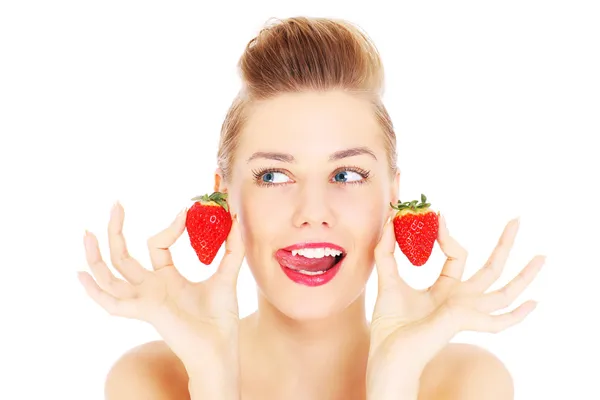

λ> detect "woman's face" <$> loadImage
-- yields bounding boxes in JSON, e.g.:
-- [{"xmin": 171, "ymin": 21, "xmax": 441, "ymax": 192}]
[{"xmin": 223, "ymin": 90, "xmax": 399, "ymax": 320}]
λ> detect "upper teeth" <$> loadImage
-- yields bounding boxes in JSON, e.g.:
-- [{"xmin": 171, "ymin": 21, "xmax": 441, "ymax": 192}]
[{"xmin": 291, "ymin": 247, "xmax": 343, "ymax": 258}]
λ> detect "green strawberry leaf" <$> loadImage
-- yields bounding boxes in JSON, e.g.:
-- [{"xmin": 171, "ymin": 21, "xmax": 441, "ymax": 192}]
[{"xmin": 190, "ymin": 192, "xmax": 230, "ymax": 212}]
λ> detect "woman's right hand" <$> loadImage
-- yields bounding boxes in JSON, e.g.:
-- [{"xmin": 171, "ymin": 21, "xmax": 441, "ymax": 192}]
[{"xmin": 78, "ymin": 201, "xmax": 245, "ymax": 383}]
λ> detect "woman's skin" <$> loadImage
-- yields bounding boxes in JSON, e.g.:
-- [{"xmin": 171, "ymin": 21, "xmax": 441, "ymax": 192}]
[{"xmin": 83, "ymin": 90, "xmax": 541, "ymax": 399}]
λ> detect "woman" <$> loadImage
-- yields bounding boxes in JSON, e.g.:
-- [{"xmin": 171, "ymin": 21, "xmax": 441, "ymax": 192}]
[{"xmin": 78, "ymin": 16, "xmax": 544, "ymax": 399}]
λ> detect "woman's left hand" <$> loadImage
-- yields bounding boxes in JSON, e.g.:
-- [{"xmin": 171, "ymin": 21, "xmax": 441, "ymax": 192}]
[{"xmin": 366, "ymin": 213, "xmax": 545, "ymax": 397}]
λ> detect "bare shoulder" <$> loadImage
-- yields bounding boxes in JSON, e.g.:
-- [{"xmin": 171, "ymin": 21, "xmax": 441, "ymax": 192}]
[
  {"xmin": 104, "ymin": 340, "xmax": 190, "ymax": 400},
  {"xmin": 418, "ymin": 343, "xmax": 514, "ymax": 400}
]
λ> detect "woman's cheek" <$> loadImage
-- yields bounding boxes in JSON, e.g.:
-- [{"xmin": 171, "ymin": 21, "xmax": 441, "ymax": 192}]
[
  {"xmin": 330, "ymin": 186, "xmax": 383, "ymax": 221},
  {"xmin": 331, "ymin": 187, "xmax": 388, "ymax": 251},
  {"xmin": 240, "ymin": 186, "xmax": 292, "ymax": 237}
]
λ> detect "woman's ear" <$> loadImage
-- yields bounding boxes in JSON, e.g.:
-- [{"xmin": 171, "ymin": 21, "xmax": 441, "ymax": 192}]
[
  {"xmin": 388, "ymin": 169, "xmax": 400, "ymax": 219},
  {"xmin": 214, "ymin": 168, "xmax": 227, "ymax": 193},
  {"xmin": 214, "ymin": 168, "xmax": 237, "ymax": 217}
]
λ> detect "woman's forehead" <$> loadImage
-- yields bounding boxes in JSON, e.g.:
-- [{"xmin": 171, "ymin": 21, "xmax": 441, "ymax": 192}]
[{"xmin": 239, "ymin": 91, "xmax": 384, "ymax": 156}]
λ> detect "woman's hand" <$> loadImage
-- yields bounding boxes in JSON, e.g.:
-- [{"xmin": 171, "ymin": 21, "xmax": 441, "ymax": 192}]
[
  {"xmin": 78, "ymin": 202, "xmax": 244, "ymax": 396},
  {"xmin": 366, "ymin": 214, "xmax": 544, "ymax": 398}
]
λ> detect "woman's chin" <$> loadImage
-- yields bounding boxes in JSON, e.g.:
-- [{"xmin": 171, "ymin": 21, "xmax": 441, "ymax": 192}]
[
  {"xmin": 268, "ymin": 287, "xmax": 365, "ymax": 321},
  {"xmin": 250, "ymin": 256, "xmax": 373, "ymax": 321},
  {"xmin": 276, "ymin": 300, "xmax": 344, "ymax": 321}
]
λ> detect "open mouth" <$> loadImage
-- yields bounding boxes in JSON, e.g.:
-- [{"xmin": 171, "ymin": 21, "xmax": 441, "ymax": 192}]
[
  {"xmin": 275, "ymin": 245, "xmax": 347, "ymax": 275},
  {"xmin": 289, "ymin": 252, "xmax": 346, "ymax": 275}
]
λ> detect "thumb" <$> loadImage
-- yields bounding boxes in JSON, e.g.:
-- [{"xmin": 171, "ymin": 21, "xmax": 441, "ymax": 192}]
[
  {"xmin": 374, "ymin": 217, "xmax": 404, "ymax": 291},
  {"xmin": 215, "ymin": 214, "xmax": 245, "ymax": 287}
]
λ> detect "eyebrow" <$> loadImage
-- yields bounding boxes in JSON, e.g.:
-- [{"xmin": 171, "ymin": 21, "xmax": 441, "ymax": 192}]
[
  {"xmin": 246, "ymin": 146, "xmax": 378, "ymax": 163},
  {"xmin": 329, "ymin": 147, "xmax": 378, "ymax": 162}
]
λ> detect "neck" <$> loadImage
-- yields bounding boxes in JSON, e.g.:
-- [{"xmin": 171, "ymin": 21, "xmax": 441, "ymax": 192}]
[{"xmin": 245, "ymin": 289, "xmax": 371, "ymax": 397}]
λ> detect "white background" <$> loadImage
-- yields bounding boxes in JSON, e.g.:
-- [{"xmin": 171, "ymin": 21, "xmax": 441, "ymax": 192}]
[{"xmin": 1, "ymin": 1, "xmax": 598, "ymax": 399}]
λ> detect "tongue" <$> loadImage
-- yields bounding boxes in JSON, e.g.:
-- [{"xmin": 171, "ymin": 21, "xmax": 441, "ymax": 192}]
[{"xmin": 275, "ymin": 250, "xmax": 337, "ymax": 272}]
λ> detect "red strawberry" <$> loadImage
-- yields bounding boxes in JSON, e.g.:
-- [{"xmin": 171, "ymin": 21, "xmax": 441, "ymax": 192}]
[
  {"xmin": 185, "ymin": 192, "xmax": 232, "ymax": 265},
  {"xmin": 390, "ymin": 194, "xmax": 439, "ymax": 266}
]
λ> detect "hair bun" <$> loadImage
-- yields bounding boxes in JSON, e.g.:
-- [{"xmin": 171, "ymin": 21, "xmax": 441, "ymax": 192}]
[{"xmin": 238, "ymin": 16, "xmax": 384, "ymax": 98}]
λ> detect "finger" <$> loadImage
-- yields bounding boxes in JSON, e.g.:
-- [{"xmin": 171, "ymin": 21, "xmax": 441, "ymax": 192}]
[
  {"xmin": 84, "ymin": 230, "xmax": 137, "ymax": 298},
  {"xmin": 464, "ymin": 218, "xmax": 520, "ymax": 293},
  {"xmin": 107, "ymin": 201, "xmax": 148, "ymax": 284},
  {"xmin": 77, "ymin": 271, "xmax": 138, "ymax": 318},
  {"xmin": 430, "ymin": 213, "xmax": 468, "ymax": 297},
  {"xmin": 214, "ymin": 215, "xmax": 245, "ymax": 286},
  {"xmin": 148, "ymin": 207, "xmax": 188, "ymax": 271},
  {"xmin": 466, "ymin": 300, "xmax": 537, "ymax": 333},
  {"xmin": 374, "ymin": 218, "xmax": 411, "ymax": 292},
  {"xmin": 477, "ymin": 255, "xmax": 545, "ymax": 313}
]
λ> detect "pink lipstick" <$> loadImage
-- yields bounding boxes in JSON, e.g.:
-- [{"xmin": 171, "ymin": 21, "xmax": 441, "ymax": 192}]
[{"xmin": 275, "ymin": 242, "xmax": 346, "ymax": 287}]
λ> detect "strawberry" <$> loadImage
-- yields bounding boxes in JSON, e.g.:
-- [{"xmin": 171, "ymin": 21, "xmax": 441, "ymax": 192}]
[
  {"xmin": 185, "ymin": 191, "xmax": 232, "ymax": 265},
  {"xmin": 390, "ymin": 194, "xmax": 439, "ymax": 266}
]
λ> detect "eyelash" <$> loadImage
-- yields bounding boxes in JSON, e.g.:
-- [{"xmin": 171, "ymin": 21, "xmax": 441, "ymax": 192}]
[{"xmin": 251, "ymin": 166, "xmax": 371, "ymax": 187}]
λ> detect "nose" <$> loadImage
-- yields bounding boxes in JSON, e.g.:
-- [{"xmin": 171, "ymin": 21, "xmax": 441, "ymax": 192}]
[{"xmin": 291, "ymin": 183, "xmax": 336, "ymax": 228}]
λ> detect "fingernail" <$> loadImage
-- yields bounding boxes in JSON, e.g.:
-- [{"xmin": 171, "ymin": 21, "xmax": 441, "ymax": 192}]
[
  {"xmin": 177, "ymin": 207, "xmax": 188, "ymax": 218},
  {"xmin": 83, "ymin": 230, "xmax": 90, "ymax": 249},
  {"xmin": 111, "ymin": 201, "xmax": 120, "ymax": 217}
]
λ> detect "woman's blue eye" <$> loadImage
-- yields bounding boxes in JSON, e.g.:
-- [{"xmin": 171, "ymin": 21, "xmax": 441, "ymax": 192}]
[
  {"xmin": 333, "ymin": 170, "xmax": 363, "ymax": 183},
  {"xmin": 262, "ymin": 171, "xmax": 290, "ymax": 184}
]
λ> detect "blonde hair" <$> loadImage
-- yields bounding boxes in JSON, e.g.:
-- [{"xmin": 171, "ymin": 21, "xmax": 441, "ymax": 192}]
[{"xmin": 217, "ymin": 16, "xmax": 397, "ymax": 182}]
